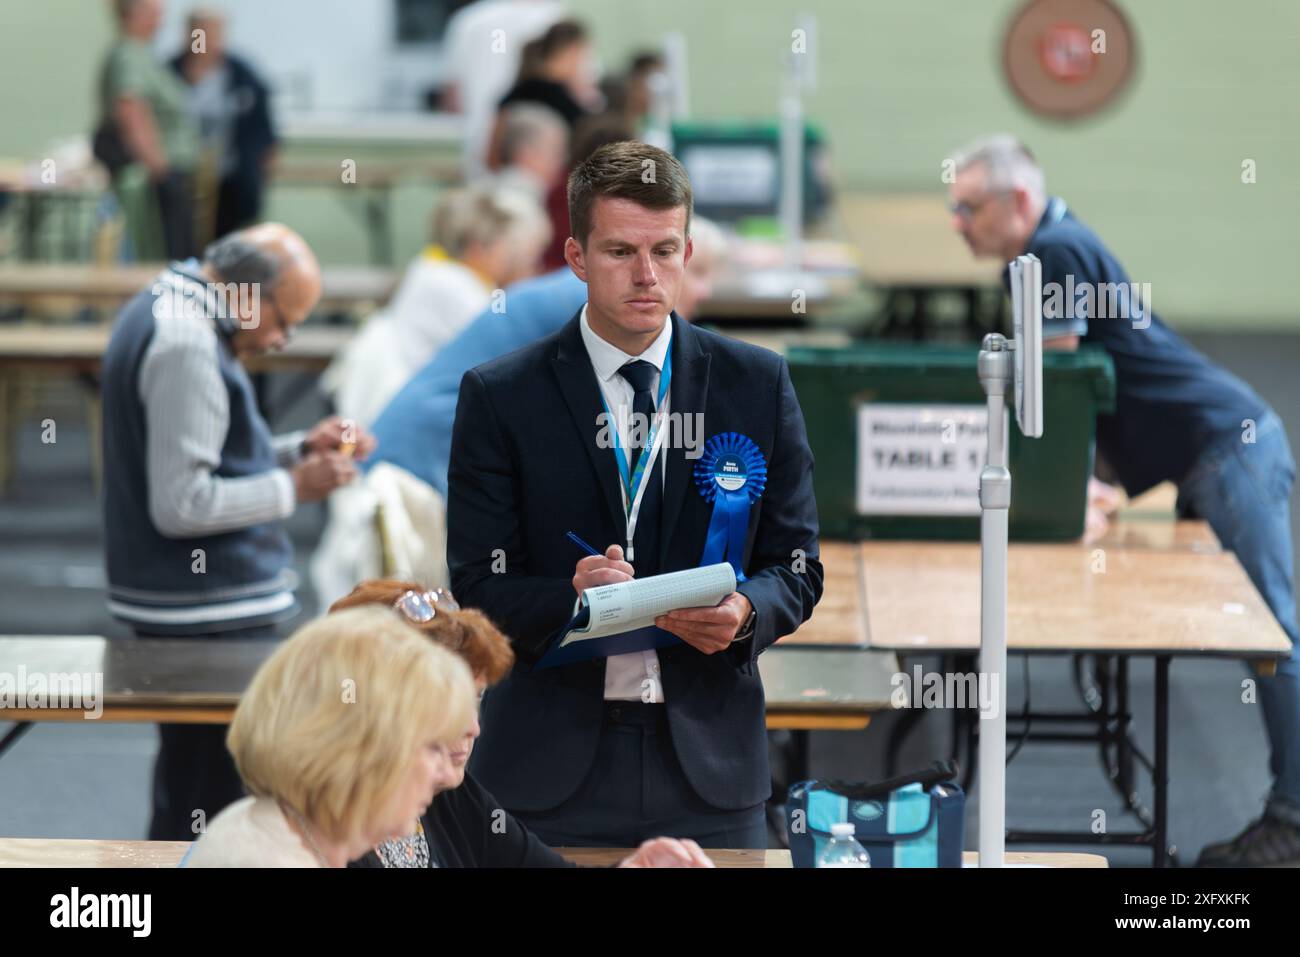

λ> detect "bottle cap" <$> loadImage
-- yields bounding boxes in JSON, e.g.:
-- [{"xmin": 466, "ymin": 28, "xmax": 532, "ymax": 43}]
[{"xmin": 830, "ymin": 822, "xmax": 856, "ymax": 837}]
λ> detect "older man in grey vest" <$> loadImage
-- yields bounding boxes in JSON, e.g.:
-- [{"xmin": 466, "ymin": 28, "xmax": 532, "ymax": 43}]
[{"xmin": 101, "ymin": 223, "xmax": 374, "ymax": 840}]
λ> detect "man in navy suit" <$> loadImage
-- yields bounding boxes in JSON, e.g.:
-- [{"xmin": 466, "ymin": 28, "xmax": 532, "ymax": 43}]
[{"xmin": 447, "ymin": 141, "xmax": 822, "ymax": 848}]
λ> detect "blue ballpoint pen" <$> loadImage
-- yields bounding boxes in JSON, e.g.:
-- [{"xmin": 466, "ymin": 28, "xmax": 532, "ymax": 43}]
[{"xmin": 565, "ymin": 530, "xmax": 602, "ymax": 557}]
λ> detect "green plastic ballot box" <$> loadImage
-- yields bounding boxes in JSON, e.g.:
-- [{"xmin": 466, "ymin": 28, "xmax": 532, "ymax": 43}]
[{"xmin": 788, "ymin": 343, "xmax": 1116, "ymax": 541}]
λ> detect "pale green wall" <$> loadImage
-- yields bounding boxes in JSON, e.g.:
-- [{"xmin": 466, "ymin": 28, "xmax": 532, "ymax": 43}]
[
  {"xmin": 5, "ymin": 0, "xmax": 1299, "ymax": 328},
  {"xmin": 0, "ymin": 0, "xmax": 107, "ymax": 157}
]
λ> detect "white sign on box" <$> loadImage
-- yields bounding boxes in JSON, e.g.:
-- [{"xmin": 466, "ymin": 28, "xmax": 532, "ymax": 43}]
[{"xmin": 855, "ymin": 404, "xmax": 999, "ymax": 516}]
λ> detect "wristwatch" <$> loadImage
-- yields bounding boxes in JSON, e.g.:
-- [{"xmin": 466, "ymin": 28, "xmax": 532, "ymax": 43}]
[{"xmin": 734, "ymin": 607, "xmax": 758, "ymax": 643}]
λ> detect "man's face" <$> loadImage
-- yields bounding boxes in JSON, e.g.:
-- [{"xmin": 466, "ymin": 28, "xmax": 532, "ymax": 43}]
[
  {"xmin": 193, "ymin": 18, "xmax": 227, "ymax": 59},
  {"xmin": 229, "ymin": 269, "xmax": 318, "ymax": 359},
  {"xmin": 134, "ymin": 0, "xmax": 163, "ymax": 35},
  {"xmin": 564, "ymin": 197, "xmax": 692, "ymax": 342},
  {"xmin": 949, "ymin": 165, "xmax": 1019, "ymax": 259}
]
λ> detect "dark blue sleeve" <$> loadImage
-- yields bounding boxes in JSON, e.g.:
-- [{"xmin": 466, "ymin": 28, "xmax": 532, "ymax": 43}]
[
  {"xmin": 447, "ymin": 369, "xmax": 581, "ymax": 662},
  {"xmin": 230, "ymin": 55, "xmax": 277, "ymax": 156},
  {"xmin": 1033, "ymin": 243, "xmax": 1091, "ymax": 340}
]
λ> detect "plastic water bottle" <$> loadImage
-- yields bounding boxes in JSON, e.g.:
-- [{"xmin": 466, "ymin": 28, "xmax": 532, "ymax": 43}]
[{"xmin": 816, "ymin": 822, "xmax": 871, "ymax": 868}]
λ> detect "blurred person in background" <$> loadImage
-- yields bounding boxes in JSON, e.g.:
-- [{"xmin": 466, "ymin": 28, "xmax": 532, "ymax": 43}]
[
  {"xmin": 442, "ymin": 0, "xmax": 565, "ymax": 180},
  {"xmin": 170, "ymin": 8, "xmax": 278, "ymax": 242},
  {"xmin": 950, "ymin": 134, "xmax": 1300, "ymax": 867},
  {"xmin": 540, "ymin": 114, "xmax": 633, "ymax": 271},
  {"xmin": 101, "ymin": 223, "xmax": 374, "ymax": 840},
  {"xmin": 187, "ymin": 607, "xmax": 476, "ymax": 867},
  {"xmin": 485, "ymin": 19, "xmax": 599, "ymax": 173},
  {"xmin": 489, "ymin": 102, "xmax": 570, "ymax": 203},
  {"xmin": 323, "ymin": 184, "xmax": 551, "ymax": 427},
  {"xmin": 619, "ymin": 51, "xmax": 666, "ymax": 136},
  {"xmin": 313, "ymin": 186, "xmax": 551, "ymax": 608},
  {"xmin": 96, "ymin": 0, "xmax": 200, "ymax": 259}
]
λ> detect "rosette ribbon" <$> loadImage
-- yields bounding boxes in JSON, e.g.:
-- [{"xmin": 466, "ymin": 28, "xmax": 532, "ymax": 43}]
[{"xmin": 693, "ymin": 432, "xmax": 767, "ymax": 582}]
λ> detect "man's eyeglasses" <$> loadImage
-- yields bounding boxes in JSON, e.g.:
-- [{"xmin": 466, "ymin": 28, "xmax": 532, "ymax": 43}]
[
  {"xmin": 261, "ymin": 289, "xmax": 298, "ymax": 343},
  {"xmin": 949, "ymin": 190, "xmax": 1012, "ymax": 221}
]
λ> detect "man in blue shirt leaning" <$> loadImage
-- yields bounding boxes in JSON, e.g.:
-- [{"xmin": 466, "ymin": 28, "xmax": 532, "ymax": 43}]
[{"xmin": 949, "ymin": 135, "xmax": 1299, "ymax": 867}]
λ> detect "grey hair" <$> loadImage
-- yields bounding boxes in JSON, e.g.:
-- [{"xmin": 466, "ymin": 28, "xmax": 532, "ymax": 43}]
[
  {"xmin": 688, "ymin": 215, "xmax": 726, "ymax": 262},
  {"xmin": 431, "ymin": 185, "xmax": 549, "ymax": 259},
  {"xmin": 204, "ymin": 233, "xmax": 284, "ymax": 290},
  {"xmin": 951, "ymin": 134, "xmax": 1046, "ymax": 203},
  {"xmin": 497, "ymin": 103, "xmax": 568, "ymax": 167}
]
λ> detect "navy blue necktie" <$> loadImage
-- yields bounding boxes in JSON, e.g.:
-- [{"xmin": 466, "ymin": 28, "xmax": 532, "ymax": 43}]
[
  {"xmin": 617, "ymin": 359, "xmax": 662, "ymax": 574},
  {"xmin": 617, "ymin": 359, "xmax": 658, "ymax": 472}
]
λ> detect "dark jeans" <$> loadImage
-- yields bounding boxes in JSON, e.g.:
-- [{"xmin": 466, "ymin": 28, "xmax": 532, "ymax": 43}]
[
  {"xmin": 138, "ymin": 624, "xmax": 277, "ymax": 841},
  {"xmin": 155, "ymin": 169, "xmax": 197, "ymax": 261},
  {"xmin": 513, "ymin": 701, "xmax": 768, "ymax": 849},
  {"xmin": 1177, "ymin": 410, "xmax": 1300, "ymax": 823},
  {"xmin": 214, "ymin": 173, "xmax": 263, "ymax": 240}
]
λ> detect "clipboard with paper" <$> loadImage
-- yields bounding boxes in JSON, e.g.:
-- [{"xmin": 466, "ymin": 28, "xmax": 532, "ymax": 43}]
[{"xmin": 534, "ymin": 562, "xmax": 737, "ymax": 670}]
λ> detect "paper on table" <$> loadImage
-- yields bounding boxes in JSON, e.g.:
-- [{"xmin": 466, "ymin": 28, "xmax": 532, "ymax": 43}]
[{"xmin": 559, "ymin": 562, "xmax": 737, "ymax": 647}]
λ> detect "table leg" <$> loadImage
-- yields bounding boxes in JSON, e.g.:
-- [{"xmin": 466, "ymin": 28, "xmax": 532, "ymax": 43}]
[
  {"xmin": 63, "ymin": 193, "xmax": 80, "ymax": 261},
  {"xmin": 20, "ymin": 193, "xmax": 41, "ymax": 260},
  {"xmin": 81, "ymin": 382, "xmax": 102, "ymax": 497},
  {"xmin": 963, "ymin": 287, "xmax": 982, "ymax": 340},
  {"xmin": 877, "ymin": 290, "xmax": 900, "ymax": 337},
  {"xmin": 1154, "ymin": 655, "xmax": 1171, "ymax": 867},
  {"xmin": 0, "ymin": 370, "xmax": 12, "ymax": 493},
  {"xmin": 1114, "ymin": 655, "xmax": 1136, "ymax": 804},
  {"xmin": 910, "ymin": 288, "xmax": 928, "ymax": 341},
  {"xmin": 0, "ymin": 721, "xmax": 33, "ymax": 759},
  {"xmin": 788, "ymin": 728, "xmax": 811, "ymax": 784},
  {"xmin": 366, "ymin": 189, "xmax": 393, "ymax": 267},
  {"xmin": 884, "ymin": 707, "xmax": 925, "ymax": 776},
  {"xmin": 961, "ymin": 704, "xmax": 977, "ymax": 793},
  {"xmin": 1253, "ymin": 658, "xmax": 1278, "ymax": 678}
]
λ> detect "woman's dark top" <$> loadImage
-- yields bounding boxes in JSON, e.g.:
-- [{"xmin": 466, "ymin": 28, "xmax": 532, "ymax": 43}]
[
  {"xmin": 497, "ymin": 78, "xmax": 585, "ymax": 128},
  {"xmin": 349, "ymin": 771, "xmax": 573, "ymax": 868}
]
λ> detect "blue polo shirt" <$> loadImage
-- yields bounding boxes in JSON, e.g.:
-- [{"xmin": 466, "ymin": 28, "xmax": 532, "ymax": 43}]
[
  {"xmin": 1011, "ymin": 197, "xmax": 1270, "ymax": 497},
  {"xmin": 365, "ymin": 268, "xmax": 588, "ymax": 496}
]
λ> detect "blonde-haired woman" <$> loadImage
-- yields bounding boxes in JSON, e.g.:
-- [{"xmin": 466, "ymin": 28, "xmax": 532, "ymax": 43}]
[
  {"xmin": 187, "ymin": 606, "xmax": 476, "ymax": 867},
  {"xmin": 333, "ymin": 581, "xmax": 715, "ymax": 869}
]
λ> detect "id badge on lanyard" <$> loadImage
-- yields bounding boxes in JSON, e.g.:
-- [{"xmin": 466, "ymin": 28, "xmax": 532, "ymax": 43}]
[{"xmin": 601, "ymin": 349, "xmax": 672, "ymax": 563}]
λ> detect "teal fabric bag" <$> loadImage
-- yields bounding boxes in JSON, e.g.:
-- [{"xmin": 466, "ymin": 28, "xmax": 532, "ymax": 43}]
[{"xmin": 786, "ymin": 762, "xmax": 965, "ymax": 867}]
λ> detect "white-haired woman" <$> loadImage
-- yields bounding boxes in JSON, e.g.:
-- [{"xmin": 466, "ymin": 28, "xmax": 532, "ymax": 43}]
[
  {"xmin": 187, "ymin": 606, "xmax": 476, "ymax": 867},
  {"xmin": 325, "ymin": 184, "xmax": 552, "ymax": 427}
]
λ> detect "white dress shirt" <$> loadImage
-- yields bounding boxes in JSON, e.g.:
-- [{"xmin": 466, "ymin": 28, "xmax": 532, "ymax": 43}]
[{"xmin": 578, "ymin": 304, "xmax": 671, "ymax": 703}]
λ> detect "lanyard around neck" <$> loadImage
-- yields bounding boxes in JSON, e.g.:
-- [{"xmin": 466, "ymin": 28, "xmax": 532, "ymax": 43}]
[{"xmin": 599, "ymin": 346, "xmax": 672, "ymax": 561}]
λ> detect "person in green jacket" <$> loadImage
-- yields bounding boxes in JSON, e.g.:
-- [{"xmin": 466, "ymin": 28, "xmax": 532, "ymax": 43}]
[{"xmin": 98, "ymin": 0, "xmax": 200, "ymax": 259}]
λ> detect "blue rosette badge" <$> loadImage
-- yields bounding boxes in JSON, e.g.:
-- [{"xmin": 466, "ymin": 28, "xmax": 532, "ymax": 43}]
[{"xmin": 693, "ymin": 432, "xmax": 767, "ymax": 581}]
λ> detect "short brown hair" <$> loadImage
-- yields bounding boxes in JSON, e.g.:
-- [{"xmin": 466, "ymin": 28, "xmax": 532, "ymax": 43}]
[
  {"xmin": 517, "ymin": 19, "xmax": 588, "ymax": 83},
  {"xmin": 567, "ymin": 141, "xmax": 692, "ymax": 248},
  {"xmin": 329, "ymin": 579, "xmax": 515, "ymax": 685}
]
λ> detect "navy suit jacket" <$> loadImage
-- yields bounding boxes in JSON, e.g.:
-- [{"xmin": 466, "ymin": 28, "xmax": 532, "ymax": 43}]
[{"xmin": 447, "ymin": 309, "xmax": 823, "ymax": 812}]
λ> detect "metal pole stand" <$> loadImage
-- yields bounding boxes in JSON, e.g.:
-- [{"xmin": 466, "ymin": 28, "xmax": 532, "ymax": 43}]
[{"xmin": 977, "ymin": 332, "xmax": 1013, "ymax": 867}]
